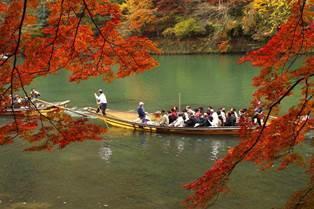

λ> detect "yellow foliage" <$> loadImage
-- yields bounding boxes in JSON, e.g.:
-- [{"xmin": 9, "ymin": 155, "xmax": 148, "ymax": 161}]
[
  {"xmin": 126, "ymin": 0, "xmax": 154, "ymax": 13},
  {"xmin": 225, "ymin": 20, "xmax": 239, "ymax": 31},
  {"xmin": 253, "ymin": 0, "xmax": 295, "ymax": 11},
  {"xmin": 240, "ymin": 0, "xmax": 296, "ymax": 40},
  {"xmin": 125, "ymin": 0, "xmax": 156, "ymax": 30},
  {"xmin": 253, "ymin": 0, "xmax": 295, "ymax": 34},
  {"xmin": 119, "ymin": 3, "xmax": 128, "ymax": 15},
  {"xmin": 241, "ymin": 8, "xmax": 256, "ymax": 34},
  {"xmin": 303, "ymin": 0, "xmax": 314, "ymax": 23}
]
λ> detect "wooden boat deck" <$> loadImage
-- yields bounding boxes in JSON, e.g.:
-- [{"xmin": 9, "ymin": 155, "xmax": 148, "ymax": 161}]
[{"xmin": 106, "ymin": 110, "xmax": 140, "ymax": 121}]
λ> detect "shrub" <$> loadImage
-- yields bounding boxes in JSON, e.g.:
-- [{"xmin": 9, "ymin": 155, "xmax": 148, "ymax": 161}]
[
  {"xmin": 162, "ymin": 27, "xmax": 176, "ymax": 38},
  {"xmin": 172, "ymin": 18, "xmax": 206, "ymax": 38},
  {"xmin": 205, "ymin": 23, "xmax": 215, "ymax": 35}
]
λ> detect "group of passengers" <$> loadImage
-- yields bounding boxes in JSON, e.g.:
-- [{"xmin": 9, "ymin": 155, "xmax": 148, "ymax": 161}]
[
  {"xmin": 10, "ymin": 89, "xmax": 41, "ymax": 109},
  {"xmin": 136, "ymin": 101, "xmax": 257, "ymax": 127},
  {"xmin": 158, "ymin": 106, "xmax": 249, "ymax": 128},
  {"xmin": 137, "ymin": 101, "xmax": 265, "ymax": 127}
]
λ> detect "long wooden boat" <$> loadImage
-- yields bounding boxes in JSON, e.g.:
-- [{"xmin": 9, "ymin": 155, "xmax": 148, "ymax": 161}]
[
  {"xmin": 0, "ymin": 99, "xmax": 71, "ymax": 117},
  {"xmin": 86, "ymin": 108, "xmax": 241, "ymax": 135}
]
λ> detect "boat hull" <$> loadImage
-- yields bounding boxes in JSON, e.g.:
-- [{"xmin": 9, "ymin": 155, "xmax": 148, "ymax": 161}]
[{"xmin": 0, "ymin": 99, "xmax": 70, "ymax": 117}]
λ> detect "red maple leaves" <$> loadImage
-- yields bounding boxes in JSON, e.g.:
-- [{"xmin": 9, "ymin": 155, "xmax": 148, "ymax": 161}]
[
  {"xmin": 184, "ymin": 0, "xmax": 313, "ymax": 208},
  {"xmin": 0, "ymin": 0, "xmax": 159, "ymax": 150}
]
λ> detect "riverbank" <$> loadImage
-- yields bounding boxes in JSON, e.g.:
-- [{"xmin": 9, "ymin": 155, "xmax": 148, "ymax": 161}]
[{"xmin": 152, "ymin": 37, "xmax": 263, "ymax": 55}]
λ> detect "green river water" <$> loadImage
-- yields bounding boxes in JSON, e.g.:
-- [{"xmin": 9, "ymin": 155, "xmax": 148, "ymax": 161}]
[{"xmin": 0, "ymin": 55, "xmax": 312, "ymax": 209}]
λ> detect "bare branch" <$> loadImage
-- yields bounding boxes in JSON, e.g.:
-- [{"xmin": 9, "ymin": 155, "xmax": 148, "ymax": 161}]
[
  {"xmin": 10, "ymin": 0, "xmax": 29, "ymax": 135},
  {"xmin": 46, "ymin": 0, "xmax": 65, "ymax": 72}
]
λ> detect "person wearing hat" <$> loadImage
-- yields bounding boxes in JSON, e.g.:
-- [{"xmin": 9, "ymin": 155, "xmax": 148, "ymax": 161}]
[
  {"xmin": 30, "ymin": 88, "xmax": 40, "ymax": 99},
  {"xmin": 137, "ymin": 101, "xmax": 146, "ymax": 123},
  {"xmin": 94, "ymin": 89, "xmax": 107, "ymax": 115}
]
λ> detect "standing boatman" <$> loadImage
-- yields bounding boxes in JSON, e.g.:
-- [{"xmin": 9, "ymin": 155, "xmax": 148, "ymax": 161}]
[
  {"xmin": 137, "ymin": 101, "xmax": 146, "ymax": 123},
  {"xmin": 94, "ymin": 89, "xmax": 107, "ymax": 115}
]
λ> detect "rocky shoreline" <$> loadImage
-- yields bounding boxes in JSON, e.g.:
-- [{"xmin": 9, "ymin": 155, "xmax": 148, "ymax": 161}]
[{"xmin": 152, "ymin": 37, "xmax": 264, "ymax": 55}]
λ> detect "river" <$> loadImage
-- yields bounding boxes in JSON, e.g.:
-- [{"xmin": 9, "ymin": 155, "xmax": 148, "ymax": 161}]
[{"xmin": 0, "ymin": 55, "xmax": 312, "ymax": 209}]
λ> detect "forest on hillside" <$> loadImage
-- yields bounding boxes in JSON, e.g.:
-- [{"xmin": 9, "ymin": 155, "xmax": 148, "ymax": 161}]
[
  {"xmin": 113, "ymin": 0, "xmax": 295, "ymax": 53},
  {"xmin": 30, "ymin": 0, "xmax": 295, "ymax": 53}
]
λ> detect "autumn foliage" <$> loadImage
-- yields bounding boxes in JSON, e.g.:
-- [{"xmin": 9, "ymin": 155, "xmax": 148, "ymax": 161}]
[
  {"xmin": 126, "ymin": 0, "xmax": 157, "ymax": 30},
  {"xmin": 184, "ymin": 0, "xmax": 313, "ymax": 208},
  {"xmin": 0, "ymin": 0, "xmax": 159, "ymax": 150},
  {"xmin": 0, "ymin": 0, "xmax": 313, "ymax": 208}
]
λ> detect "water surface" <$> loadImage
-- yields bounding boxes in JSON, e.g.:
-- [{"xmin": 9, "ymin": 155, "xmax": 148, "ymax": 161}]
[
  {"xmin": 0, "ymin": 55, "xmax": 312, "ymax": 209},
  {"xmin": 30, "ymin": 55, "xmax": 256, "ymax": 111}
]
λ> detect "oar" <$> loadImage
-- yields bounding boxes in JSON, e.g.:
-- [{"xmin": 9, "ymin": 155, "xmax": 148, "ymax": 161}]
[
  {"xmin": 95, "ymin": 95, "xmax": 100, "ymax": 113},
  {"xmin": 84, "ymin": 106, "xmax": 109, "ymax": 128},
  {"xmin": 34, "ymin": 98, "xmax": 90, "ymax": 117},
  {"xmin": 178, "ymin": 92, "xmax": 181, "ymax": 112}
]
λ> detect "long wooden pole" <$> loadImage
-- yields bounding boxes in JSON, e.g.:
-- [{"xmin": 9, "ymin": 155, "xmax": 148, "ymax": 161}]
[
  {"xmin": 34, "ymin": 98, "xmax": 89, "ymax": 117},
  {"xmin": 178, "ymin": 92, "xmax": 181, "ymax": 112},
  {"xmin": 36, "ymin": 98, "xmax": 110, "ymax": 128}
]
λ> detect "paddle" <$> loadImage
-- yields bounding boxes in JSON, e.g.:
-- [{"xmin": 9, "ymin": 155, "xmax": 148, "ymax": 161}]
[{"xmin": 34, "ymin": 98, "xmax": 89, "ymax": 117}]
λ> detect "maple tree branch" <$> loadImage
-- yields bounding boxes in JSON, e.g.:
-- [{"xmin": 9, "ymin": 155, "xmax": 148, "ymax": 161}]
[
  {"xmin": 279, "ymin": 110, "xmax": 311, "ymax": 159},
  {"xmin": 27, "ymin": 4, "xmax": 75, "ymax": 76},
  {"xmin": 46, "ymin": 0, "xmax": 65, "ymax": 72},
  {"xmin": 96, "ymin": 41, "xmax": 106, "ymax": 71},
  {"xmin": 268, "ymin": 74, "xmax": 313, "ymax": 109},
  {"xmin": 15, "ymin": 65, "xmax": 65, "ymax": 136},
  {"xmin": 11, "ymin": 63, "xmax": 68, "ymax": 147},
  {"xmin": 10, "ymin": 15, "xmax": 55, "ymax": 142},
  {"xmin": 82, "ymin": 0, "xmax": 113, "ymax": 46},
  {"xmin": 82, "ymin": 0, "xmax": 141, "ymax": 71},
  {"xmin": 186, "ymin": 73, "xmax": 313, "ymax": 207},
  {"xmin": 82, "ymin": 0, "xmax": 126, "ymax": 64},
  {"xmin": 9, "ymin": 0, "xmax": 28, "ymax": 136},
  {"xmin": 69, "ymin": 7, "xmax": 85, "ymax": 58},
  {"xmin": 222, "ymin": 75, "xmax": 313, "ymax": 187},
  {"xmin": 0, "ymin": 85, "xmax": 12, "ymax": 99},
  {"xmin": 288, "ymin": 78, "xmax": 311, "ymax": 151},
  {"xmin": 282, "ymin": 0, "xmax": 307, "ymax": 71},
  {"xmin": 4, "ymin": 0, "xmax": 68, "ymax": 146}
]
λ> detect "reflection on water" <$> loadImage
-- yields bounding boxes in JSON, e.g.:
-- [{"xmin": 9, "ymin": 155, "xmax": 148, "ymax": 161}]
[
  {"xmin": 98, "ymin": 145, "xmax": 112, "ymax": 162},
  {"xmin": 109, "ymin": 131, "xmax": 229, "ymax": 161},
  {"xmin": 209, "ymin": 140, "xmax": 225, "ymax": 160},
  {"xmin": 176, "ymin": 140, "xmax": 185, "ymax": 156},
  {"xmin": 162, "ymin": 138, "xmax": 171, "ymax": 154},
  {"xmin": 3, "ymin": 202, "xmax": 51, "ymax": 209},
  {"xmin": 0, "ymin": 131, "xmax": 311, "ymax": 209}
]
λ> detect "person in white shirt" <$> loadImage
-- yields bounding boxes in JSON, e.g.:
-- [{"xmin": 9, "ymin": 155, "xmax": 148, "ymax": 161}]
[
  {"xmin": 169, "ymin": 113, "xmax": 185, "ymax": 127},
  {"xmin": 94, "ymin": 89, "xmax": 107, "ymax": 115},
  {"xmin": 231, "ymin": 107, "xmax": 239, "ymax": 124},
  {"xmin": 210, "ymin": 111, "xmax": 220, "ymax": 127},
  {"xmin": 186, "ymin": 106, "xmax": 195, "ymax": 116},
  {"xmin": 220, "ymin": 107, "xmax": 226, "ymax": 124}
]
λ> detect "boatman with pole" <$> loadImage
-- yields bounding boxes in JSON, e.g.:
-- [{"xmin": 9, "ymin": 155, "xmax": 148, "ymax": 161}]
[{"xmin": 94, "ymin": 89, "xmax": 107, "ymax": 115}]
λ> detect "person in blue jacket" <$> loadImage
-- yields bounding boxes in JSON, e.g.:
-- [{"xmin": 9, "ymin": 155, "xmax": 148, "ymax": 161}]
[{"xmin": 137, "ymin": 101, "xmax": 146, "ymax": 123}]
